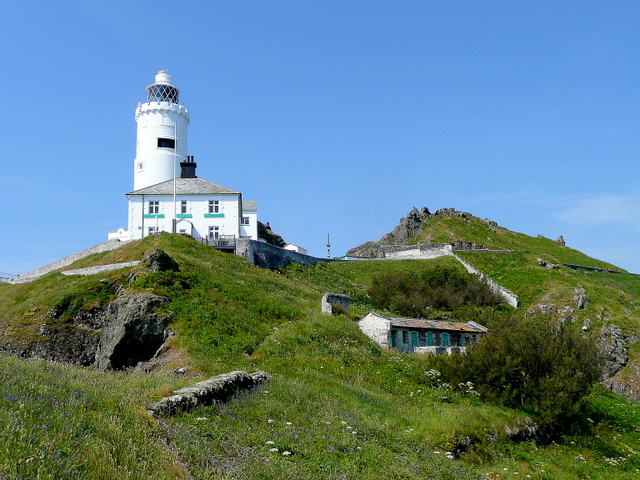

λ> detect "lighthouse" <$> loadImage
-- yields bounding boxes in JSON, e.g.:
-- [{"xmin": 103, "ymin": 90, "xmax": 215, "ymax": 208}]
[
  {"xmin": 133, "ymin": 71, "xmax": 190, "ymax": 190},
  {"xmin": 108, "ymin": 71, "xmax": 258, "ymax": 244}
]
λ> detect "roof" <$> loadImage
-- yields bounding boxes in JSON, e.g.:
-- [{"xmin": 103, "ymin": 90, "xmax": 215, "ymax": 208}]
[
  {"xmin": 242, "ymin": 200, "xmax": 258, "ymax": 211},
  {"xmin": 368, "ymin": 312, "xmax": 488, "ymax": 333},
  {"xmin": 127, "ymin": 177, "xmax": 240, "ymax": 196}
]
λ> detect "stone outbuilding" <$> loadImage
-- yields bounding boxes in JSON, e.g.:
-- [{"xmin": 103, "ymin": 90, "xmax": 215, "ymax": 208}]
[{"xmin": 358, "ymin": 312, "xmax": 488, "ymax": 355}]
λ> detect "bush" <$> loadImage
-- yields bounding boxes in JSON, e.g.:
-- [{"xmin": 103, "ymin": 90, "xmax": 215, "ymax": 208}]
[
  {"xmin": 443, "ymin": 315, "xmax": 603, "ymax": 429},
  {"xmin": 368, "ymin": 265, "xmax": 502, "ymax": 317}
]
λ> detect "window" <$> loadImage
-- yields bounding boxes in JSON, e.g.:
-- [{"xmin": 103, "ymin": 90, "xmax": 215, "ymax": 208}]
[
  {"xmin": 410, "ymin": 331, "xmax": 418, "ymax": 347},
  {"xmin": 242, "ymin": 216, "xmax": 250, "ymax": 225},
  {"xmin": 402, "ymin": 331, "xmax": 409, "ymax": 344},
  {"xmin": 179, "ymin": 229, "xmax": 186, "ymax": 234},
  {"xmin": 418, "ymin": 332, "xmax": 426, "ymax": 345},
  {"xmin": 390, "ymin": 331, "xmax": 397, "ymax": 348},
  {"xmin": 137, "ymin": 162, "xmax": 144, "ymax": 171},
  {"xmin": 181, "ymin": 200, "xmax": 188, "ymax": 214},
  {"xmin": 427, "ymin": 332, "xmax": 434, "ymax": 346},
  {"xmin": 208, "ymin": 200, "xmax": 219, "ymax": 213},
  {"xmin": 148, "ymin": 201, "xmax": 159, "ymax": 214},
  {"xmin": 442, "ymin": 333, "xmax": 450, "ymax": 347},
  {"xmin": 148, "ymin": 226, "xmax": 157, "ymax": 235},
  {"xmin": 208, "ymin": 226, "xmax": 219, "ymax": 238},
  {"xmin": 157, "ymin": 138, "xmax": 175, "ymax": 149}
]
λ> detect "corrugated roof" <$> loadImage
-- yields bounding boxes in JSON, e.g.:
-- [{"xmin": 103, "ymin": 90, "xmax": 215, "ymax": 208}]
[
  {"xmin": 373, "ymin": 313, "xmax": 488, "ymax": 333},
  {"xmin": 127, "ymin": 177, "xmax": 240, "ymax": 196}
]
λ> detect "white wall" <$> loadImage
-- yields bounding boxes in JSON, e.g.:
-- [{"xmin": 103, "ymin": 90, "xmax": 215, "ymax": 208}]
[{"xmin": 127, "ymin": 194, "xmax": 242, "ymax": 240}]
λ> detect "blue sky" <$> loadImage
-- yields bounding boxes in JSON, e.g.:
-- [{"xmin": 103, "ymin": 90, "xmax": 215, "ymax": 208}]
[{"xmin": 2, "ymin": 1, "xmax": 640, "ymax": 275}]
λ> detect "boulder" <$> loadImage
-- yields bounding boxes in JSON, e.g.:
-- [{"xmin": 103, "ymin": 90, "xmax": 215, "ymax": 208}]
[{"xmin": 144, "ymin": 248, "xmax": 180, "ymax": 272}]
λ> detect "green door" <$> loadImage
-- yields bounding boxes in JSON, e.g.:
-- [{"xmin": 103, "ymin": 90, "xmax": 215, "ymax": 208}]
[
  {"xmin": 390, "ymin": 331, "xmax": 397, "ymax": 348},
  {"xmin": 442, "ymin": 333, "xmax": 449, "ymax": 347}
]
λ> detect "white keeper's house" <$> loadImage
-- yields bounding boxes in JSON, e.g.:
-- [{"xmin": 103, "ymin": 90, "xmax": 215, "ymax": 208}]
[{"xmin": 109, "ymin": 71, "xmax": 258, "ymax": 247}]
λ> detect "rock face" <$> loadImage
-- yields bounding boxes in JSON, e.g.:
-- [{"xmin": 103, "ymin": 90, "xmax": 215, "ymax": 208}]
[
  {"xmin": 379, "ymin": 207, "xmax": 431, "ymax": 245},
  {"xmin": 95, "ymin": 294, "xmax": 171, "ymax": 370},
  {"xmin": 32, "ymin": 293, "xmax": 170, "ymax": 370},
  {"xmin": 599, "ymin": 325, "xmax": 630, "ymax": 380},
  {"xmin": 258, "ymin": 221, "xmax": 286, "ymax": 247},
  {"xmin": 144, "ymin": 248, "xmax": 180, "ymax": 272},
  {"xmin": 348, "ymin": 207, "xmax": 482, "ymax": 256}
]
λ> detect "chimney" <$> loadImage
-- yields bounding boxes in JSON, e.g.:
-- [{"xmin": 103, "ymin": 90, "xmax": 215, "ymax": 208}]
[{"xmin": 180, "ymin": 156, "xmax": 197, "ymax": 178}]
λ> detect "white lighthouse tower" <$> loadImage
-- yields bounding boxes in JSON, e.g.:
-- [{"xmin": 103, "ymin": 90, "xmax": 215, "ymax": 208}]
[{"xmin": 133, "ymin": 71, "xmax": 190, "ymax": 190}]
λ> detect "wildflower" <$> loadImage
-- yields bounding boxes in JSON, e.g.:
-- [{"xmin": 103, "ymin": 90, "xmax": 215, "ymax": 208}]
[
  {"xmin": 286, "ymin": 422, "xmax": 293, "ymax": 425},
  {"xmin": 196, "ymin": 417, "xmax": 207, "ymax": 421},
  {"xmin": 265, "ymin": 441, "xmax": 275, "ymax": 445},
  {"xmin": 267, "ymin": 419, "xmax": 275, "ymax": 424},
  {"xmin": 445, "ymin": 452, "xmax": 454, "ymax": 459},
  {"xmin": 282, "ymin": 451, "xmax": 292, "ymax": 456},
  {"xmin": 269, "ymin": 448, "xmax": 279, "ymax": 452}
]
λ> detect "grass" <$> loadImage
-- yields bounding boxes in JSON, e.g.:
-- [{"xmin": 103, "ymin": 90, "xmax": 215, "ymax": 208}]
[{"xmin": 0, "ymin": 233, "xmax": 640, "ymax": 478}]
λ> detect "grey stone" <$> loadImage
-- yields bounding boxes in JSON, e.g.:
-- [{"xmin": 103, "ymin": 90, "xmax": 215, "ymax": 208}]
[
  {"xmin": 95, "ymin": 294, "xmax": 170, "ymax": 370},
  {"xmin": 321, "ymin": 293, "xmax": 350, "ymax": 316},
  {"xmin": 144, "ymin": 248, "xmax": 180, "ymax": 273},
  {"xmin": 573, "ymin": 287, "xmax": 589, "ymax": 309},
  {"xmin": 147, "ymin": 370, "xmax": 270, "ymax": 417}
]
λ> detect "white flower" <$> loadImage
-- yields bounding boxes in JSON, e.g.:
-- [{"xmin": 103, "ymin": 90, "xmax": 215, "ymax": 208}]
[
  {"xmin": 265, "ymin": 441, "xmax": 275, "ymax": 445},
  {"xmin": 269, "ymin": 448, "xmax": 279, "ymax": 452},
  {"xmin": 282, "ymin": 451, "xmax": 292, "ymax": 456},
  {"xmin": 196, "ymin": 417, "xmax": 207, "ymax": 421},
  {"xmin": 267, "ymin": 419, "xmax": 275, "ymax": 424},
  {"xmin": 286, "ymin": 421, "xmax": 293, "ymax": 425}
]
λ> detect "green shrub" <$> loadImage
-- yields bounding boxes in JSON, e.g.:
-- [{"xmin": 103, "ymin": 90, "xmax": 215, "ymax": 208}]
[
  {"xmin": 368, "ymin": 265, "xmax": 502, "ymax": 317},
  {"xmin": 443, "ymin": 315, "xmax": 603, "ymax": 429}
]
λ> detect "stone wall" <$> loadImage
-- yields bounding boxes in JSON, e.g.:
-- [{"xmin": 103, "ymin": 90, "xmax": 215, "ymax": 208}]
[
  {"xmin": 452, "ymin": 253, "xmax": 520, "ymax": 308},
  {"xmin": 236, "ymin": 238, "xmax": 336, "ymax": 269},
  {"xmin": 60, "ymin": 261, "xmax": 140, "ymax": 277},
  {"xmin": 147, "ymin": 370, "xmax": 270, "ymax": 417},
  {"xmin": 12, "ymin": 239, "xmax": 131, "ymax": 284}
]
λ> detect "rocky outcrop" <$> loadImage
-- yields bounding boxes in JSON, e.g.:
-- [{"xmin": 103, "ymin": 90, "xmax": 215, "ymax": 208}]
[
  {"xmin": 596, "ymin": 324, "xmax": 640, "ymax": 401},
  {"xmin": 144, "ymin": 248, "xmax": 180, "ymax": 273},
  {"xmin": 95, "ymin": 294, "xmax": 171, "ymax": 370},
  {"xmin": 258, "ymin": 221, "xmax": 286, "ymax": 247},
  {"xmin": 31, "ymin": 293, "xmax": 170, "ymax": 370},
  {"xmin": 349, "ymin": 207, "xmax": 487, "ymax": 254},
  {"xmin": 345, "ymin": 241, "xmax": 387, "ymax": 258},
  {"xmin": 379, "ymin": 207, "xmax": 431, "ymax": 245},
  {"xmin": 573, "ymin": 287, "xmax": 590, "ymax": 310},
  {"xmin": 147, "ymin": 371, "xmax": 270, "ymax": 417},
  {"xmin": 599, "ymin": 325, "xmax": 630, "ymax": 380}
]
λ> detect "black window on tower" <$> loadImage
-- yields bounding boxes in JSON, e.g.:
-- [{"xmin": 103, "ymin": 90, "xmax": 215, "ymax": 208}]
[{"xmin": 157, "ymin": 138, "xmax": 175, "ymax": 149}]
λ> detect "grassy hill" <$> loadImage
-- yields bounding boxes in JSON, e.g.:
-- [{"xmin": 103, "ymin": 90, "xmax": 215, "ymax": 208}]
[{"xmin": 0, "ymin": 232, "xmax": 640, "ymax": 479}]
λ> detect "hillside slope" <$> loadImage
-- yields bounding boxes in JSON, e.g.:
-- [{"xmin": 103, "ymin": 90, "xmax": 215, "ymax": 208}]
[
  {"xmin": 0, "ymin": 233, "xmax": 639, "ymax": 478},
  {"xmin": 347, "ymin": 207, "xmax": 640, "ymax": 401}
]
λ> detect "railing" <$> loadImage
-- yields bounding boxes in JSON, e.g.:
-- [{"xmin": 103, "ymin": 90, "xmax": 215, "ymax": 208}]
[{"xmin": 198, "ymin": 235, "xmax": 236, "ymax": 249}]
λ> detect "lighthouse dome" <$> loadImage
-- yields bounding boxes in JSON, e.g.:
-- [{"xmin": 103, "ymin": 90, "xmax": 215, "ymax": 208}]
[{"xmin": 146, "ymin": 70, "xmax": 180, "ymax": 104}]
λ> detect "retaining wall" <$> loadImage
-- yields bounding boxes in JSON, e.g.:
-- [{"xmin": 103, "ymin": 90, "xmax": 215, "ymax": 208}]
[
  {"xmin": 60, "ymin": 261, "xmax": 140, "ymax": 277},
  {"xmin": 452, "ymin": 253, "xmax": 520, "ymax": 308},
  {"xmin": 236, "ymin": 238, "xmax": 336, "ymax": 269},
  {"xmin": 12, "ymin": 239, "xmax": 131, "ymax": 284}
]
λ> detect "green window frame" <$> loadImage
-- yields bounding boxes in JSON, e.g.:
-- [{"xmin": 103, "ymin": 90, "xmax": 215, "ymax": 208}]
[
  {"xmin": 410, "ymin": 331, "xmax": 418, "ymax": 347},
  {"xmin": 442, "ymin": 333, "xmax": 449, "ymax": 347}
]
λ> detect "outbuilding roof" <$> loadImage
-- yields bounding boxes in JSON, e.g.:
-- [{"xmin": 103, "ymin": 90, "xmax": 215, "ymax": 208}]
[
  {"xmin": 369, "ymin": 313, "xmax": 488, "ymax": 333},
  {"xmin": 127, "ymin": 177, "xmax": 240, "ymax": 196}
]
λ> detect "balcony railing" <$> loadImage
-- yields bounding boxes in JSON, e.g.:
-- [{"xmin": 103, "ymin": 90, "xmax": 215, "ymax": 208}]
[{"xmin": 198, "ymin": 235, "xmax": 236, "ymax": 249}]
